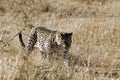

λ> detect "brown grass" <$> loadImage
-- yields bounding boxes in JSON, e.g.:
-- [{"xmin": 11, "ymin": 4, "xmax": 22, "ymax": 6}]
[{"xmin": 0, "ymin": 0, "xmax": 120, "ymax": 80}]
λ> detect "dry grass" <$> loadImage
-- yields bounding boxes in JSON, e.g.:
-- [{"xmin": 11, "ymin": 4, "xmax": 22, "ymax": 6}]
[{"xmin": 0, "ymin": 0, "xmax": 120, "ymax": 80}]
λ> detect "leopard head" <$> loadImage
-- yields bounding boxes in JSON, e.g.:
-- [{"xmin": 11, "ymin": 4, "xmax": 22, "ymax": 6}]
[
  {"xmin": 54, "ymin": 32, "xmax": 72, "ymax": 50},
  {"xmin": 61, "ymin": 32, "xmax": 73, "ymax": 51}
]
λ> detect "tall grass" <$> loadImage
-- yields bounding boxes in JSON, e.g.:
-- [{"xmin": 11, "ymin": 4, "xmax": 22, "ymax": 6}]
[{"xmin": 0, "ymin": 0, "xmax": 120, "ymax": 80}]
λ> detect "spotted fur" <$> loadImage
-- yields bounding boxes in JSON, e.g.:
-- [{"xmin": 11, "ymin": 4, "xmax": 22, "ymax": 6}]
[{"xmin": 19, "ymin": 26, "xmax": 72, "ymax": 66}]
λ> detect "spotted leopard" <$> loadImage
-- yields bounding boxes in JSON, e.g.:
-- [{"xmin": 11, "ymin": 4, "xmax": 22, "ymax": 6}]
[{"xmin": 19, "ymin": 26, "xmax": 72, "ymax": 66}]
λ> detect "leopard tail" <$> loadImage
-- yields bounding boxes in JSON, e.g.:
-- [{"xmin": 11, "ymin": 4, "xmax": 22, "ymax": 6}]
[{"xmin": 19, "ymin": 33, "xmax": 25, "ymax": 48}]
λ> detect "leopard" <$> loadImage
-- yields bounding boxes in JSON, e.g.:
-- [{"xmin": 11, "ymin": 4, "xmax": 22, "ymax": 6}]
[{"xmin": 18, "ymin": 26, "xmax": 72, "ymax": 67}]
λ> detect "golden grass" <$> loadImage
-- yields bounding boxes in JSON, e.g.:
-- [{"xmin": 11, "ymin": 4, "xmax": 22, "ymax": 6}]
[{"xmin": 0, "ymin": 0, "xmax": 120, "ymax": 80}]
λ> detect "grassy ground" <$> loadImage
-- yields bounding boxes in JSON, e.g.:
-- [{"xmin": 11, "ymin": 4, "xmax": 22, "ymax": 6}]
[{"xmin": 0, "ymin": 0, "xmax": 120, "ymax": 80}]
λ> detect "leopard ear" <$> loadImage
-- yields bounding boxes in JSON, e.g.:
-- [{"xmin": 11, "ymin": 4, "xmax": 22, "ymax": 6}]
[
  {"xmin": 67, "ymin": 32, "xmax": 72, "ymax": 36},
  {"xmin": 61, "ymin": 32, "xmax": 73, "ymax": 39}
]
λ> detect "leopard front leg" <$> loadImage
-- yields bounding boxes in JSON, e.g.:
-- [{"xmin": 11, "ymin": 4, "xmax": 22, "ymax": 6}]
[{"xmin": 63, "ymin": 51, "xmax": 70, "ymax": 67}]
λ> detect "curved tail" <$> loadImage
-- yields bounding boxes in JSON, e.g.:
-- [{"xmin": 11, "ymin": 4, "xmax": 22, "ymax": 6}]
[{"xmin": 19, "ymin": 33, "xmax": 25, "ymax": 48}]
